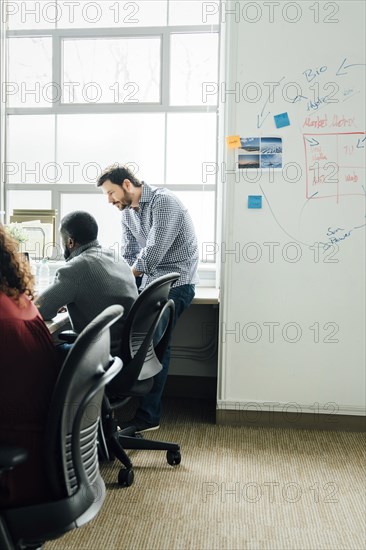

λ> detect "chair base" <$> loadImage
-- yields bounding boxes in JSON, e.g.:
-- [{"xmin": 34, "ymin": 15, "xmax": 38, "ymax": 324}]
[
  {"xmin": 103, "ymin": 424, "xmax": 181, "ymax": 487},
  {"xmin": 118, "ymin": 431, "xmax": 180, "ymax": 452}
]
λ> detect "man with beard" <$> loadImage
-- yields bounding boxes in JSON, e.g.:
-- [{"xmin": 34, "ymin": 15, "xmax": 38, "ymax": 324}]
[
  {"xmin": 36, "ymin": 210, "xmax": 137, "ymax": 356},
  {"xmin": 97, "ymin": 164, "xmax": 199, "ymax": 433}
]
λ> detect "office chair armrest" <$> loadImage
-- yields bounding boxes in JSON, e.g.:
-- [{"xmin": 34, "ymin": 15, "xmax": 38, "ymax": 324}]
[
  {"xmin": 58, "ymin": 330, "xmax": 79, "ymax": 343},
  {"xmin": 0, "ymin": 446, "xmax": 28, "ymax": 474}
]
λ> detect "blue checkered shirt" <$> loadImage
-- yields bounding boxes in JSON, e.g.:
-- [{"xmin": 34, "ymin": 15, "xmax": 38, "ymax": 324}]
[{"xmin": 121, "ymin": 183, "xmax": 199, "ymax": 289}]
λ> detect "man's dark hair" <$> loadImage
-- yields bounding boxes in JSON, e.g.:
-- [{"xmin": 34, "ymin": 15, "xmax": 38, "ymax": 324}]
[
  {"xmin": 60, "ymin": 211, "xmax": 98, "ymax": 245},
  {"xmin": 96, "ymin": 163, "xmax": 142, "ymax": 188}
]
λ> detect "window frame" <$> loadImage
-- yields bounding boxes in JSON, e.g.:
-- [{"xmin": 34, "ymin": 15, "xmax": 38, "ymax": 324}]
[{"xmin": 4, "ymin": 21, "xmax": 220, "ymax": 283}]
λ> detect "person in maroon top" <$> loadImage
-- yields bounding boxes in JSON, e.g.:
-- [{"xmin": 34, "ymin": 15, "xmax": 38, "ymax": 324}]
[{"xmin": 0, "ymin": 226, "xmax": 62, "ymax": 507}]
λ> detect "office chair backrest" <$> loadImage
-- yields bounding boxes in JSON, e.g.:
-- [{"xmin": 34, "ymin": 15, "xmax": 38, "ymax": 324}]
[
  {"xmin": 0, "ymin": 305, "xmax": 123, "ymax": 549},
  {"xmin": 46, "ymin": 304, "xmax": 124, "ymax": 498},
  {"xmin": 108, "ymin": 273, "xmax": 179, "ymax": 395}
]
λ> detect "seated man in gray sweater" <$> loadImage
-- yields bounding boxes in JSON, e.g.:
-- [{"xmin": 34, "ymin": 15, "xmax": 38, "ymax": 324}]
[{"xmin": 36, "ymin": 210, "xmax": 138, "ymax": 356}]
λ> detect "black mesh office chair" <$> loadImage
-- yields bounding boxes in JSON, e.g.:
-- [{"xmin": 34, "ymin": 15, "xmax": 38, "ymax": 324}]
[
  {"xmin": 102, "ymin": 273, "xmax": 181, "ymax": 487},
  {"xmin": 0, "ymin": 305, "xmax": 123, "ymax": 550}
]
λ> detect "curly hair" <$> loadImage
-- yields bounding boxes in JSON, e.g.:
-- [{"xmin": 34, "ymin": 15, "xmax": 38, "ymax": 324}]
[{"xmin": 0, "ymin": 225, "xmax": 35, "ymax": 303}]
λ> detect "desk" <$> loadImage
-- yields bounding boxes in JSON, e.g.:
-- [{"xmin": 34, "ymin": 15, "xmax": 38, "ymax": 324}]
[
  {"xmin": 45, "ymin": 287, "xmax": 220, "ymax": 334},
  {"xmin": 45, "ymin": 288, "xmax": 220, "ymax": 399},
  {"xmin": 192, "ymin": 287, "xmax": 220, "ymax": 305}
]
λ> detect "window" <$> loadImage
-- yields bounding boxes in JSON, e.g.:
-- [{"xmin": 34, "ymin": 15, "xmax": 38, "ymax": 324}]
[{"xmin": 3, "ymin": 0, "xmax": 220, "ymax": 273}]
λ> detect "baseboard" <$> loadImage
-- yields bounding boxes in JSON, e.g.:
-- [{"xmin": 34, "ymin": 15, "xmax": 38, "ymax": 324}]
[
  {"xmin": 165, "ymin": 375, "xmax": 217, "ymax": 400},
  {"xmin": 216, "ymin": 408, "xmax": 366, "ymax": 432}
]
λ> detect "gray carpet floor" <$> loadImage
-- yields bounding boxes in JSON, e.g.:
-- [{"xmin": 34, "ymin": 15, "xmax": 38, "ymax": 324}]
[{"xmin": 46, "ymin": 397, "xmax": 365, "ymax": 550}]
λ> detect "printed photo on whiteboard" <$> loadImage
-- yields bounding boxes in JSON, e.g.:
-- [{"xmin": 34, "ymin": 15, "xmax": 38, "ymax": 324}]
[
  {"xmin": 261, "ymin": 153, "xmax": 282, "ymax": 169},
  {"xmin": 240, "ymin": 137, "xmax": 260, "ymax": 152},
  {"xmin": 260, "ymin": 137, "xmax": 282, "ymax": 154},
  {"xmin": 238, "ymin": 154, "xmax": 260, "ymax": 169},
  {"xmin": 237, "ymin": 137, "xmax": 283, "ymax": 170}
]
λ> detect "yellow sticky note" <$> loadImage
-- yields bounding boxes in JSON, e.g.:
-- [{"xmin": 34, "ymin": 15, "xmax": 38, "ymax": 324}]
[{"xmin": 226, "ymin": 135, "xmax": 241, "ymax": 149}]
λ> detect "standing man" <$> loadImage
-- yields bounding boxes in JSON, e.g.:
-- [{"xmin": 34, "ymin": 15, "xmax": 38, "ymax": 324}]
[
  {"xmin": 97, "ymin": 164, "xmax": 199, "ymax": 432},
  {"xmin": 36, "ymin": 211, "xmax": 138, "ymax": 356}
]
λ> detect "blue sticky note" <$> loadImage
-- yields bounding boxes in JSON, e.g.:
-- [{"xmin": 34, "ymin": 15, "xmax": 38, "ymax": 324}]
[
  {"xmin": 274, "ymin": 112, "xmax": 290, "ymax": 128},
  {"xmin": 248, "ymin": 195, "xmax": 262, "ymax": 209}
]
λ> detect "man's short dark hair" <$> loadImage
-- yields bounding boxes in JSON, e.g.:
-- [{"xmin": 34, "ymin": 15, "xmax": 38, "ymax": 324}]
[
  {"xmin": 60, "ymin": 211, "xmax": 98, "ymax": 245},
  {"xmin": 97, "ymin": 164, "xmax": 142, "ymax": 188}
]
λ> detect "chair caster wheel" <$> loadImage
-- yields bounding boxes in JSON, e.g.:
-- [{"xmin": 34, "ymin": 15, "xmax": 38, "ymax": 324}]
[
  {"xmin": 118, "ymin": 468, "xmax": 134, "ymax": 486},
  {"xmin": 167, "ymin": 450, "xmax": 181, "ymax": 466}
]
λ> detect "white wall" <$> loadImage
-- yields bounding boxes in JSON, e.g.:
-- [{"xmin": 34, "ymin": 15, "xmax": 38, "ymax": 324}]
[{"xmin": 218, "ymin": 0, "xmax": 366, "ymax": 416}]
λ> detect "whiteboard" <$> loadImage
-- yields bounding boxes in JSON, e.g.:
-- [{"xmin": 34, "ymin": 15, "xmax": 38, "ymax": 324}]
[{"xmin": 219, "ymin": 0, "xmax": 366, "ymax": 415}]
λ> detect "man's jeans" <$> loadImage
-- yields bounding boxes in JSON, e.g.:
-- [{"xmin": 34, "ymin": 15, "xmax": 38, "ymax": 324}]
[{"xmin": 135, "ymin": 284, "xmax": 195, "ymax": 426}]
